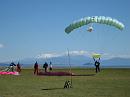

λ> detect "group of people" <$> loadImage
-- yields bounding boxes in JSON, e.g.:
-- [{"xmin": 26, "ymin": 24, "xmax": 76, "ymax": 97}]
[
  {"xmin": 34, "ymin": 61, "xmax": 53, "ymax": 75},
  {"xmin": 9, "ymin": 62, "xmax": 21, "ymax": 73},
  {"xmin": 4, "ymin": 58, "xmax": 100, "ymax": 76},
  {"xmin": 43, "ymin": 61, "xmax": 53, "ymax": 72},
  {"xmin": 34, "ymin": 58, "xmax": 100, "ymax": 75}
]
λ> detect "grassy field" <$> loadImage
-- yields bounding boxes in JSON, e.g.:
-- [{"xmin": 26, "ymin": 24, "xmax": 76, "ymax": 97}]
[{"xmin": 0, "ymin": 68, "xmax": 130, "ymax": 97}]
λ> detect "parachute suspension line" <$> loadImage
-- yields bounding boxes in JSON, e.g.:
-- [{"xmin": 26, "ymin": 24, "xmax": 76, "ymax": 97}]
[
  {"xmin": 92, "ymin": 26, "xmax": 102, "ymax": 56},
  {"xmin": 97, "ymin": 30, "xmax": 102, "ymax": 54},
  {"xmin": 68, "ymin": 49, "xmax": 72, "ymax": 88},
  {"xmin": 45, "ymin": 56, "xmax": 48, "ymax": 62},
  {"xmin": 97, "ymin": 27, "xmax": 104, "ymax": 56},
  {"xmin": 99, "ymin": 29, "xmax": 107, "ymax": 55},
  {"xmin": 64, "ymin": 49, "xmax": 72, "ymax": 89},
  {"xmin": 68, "ymin": 49, "xmax": 72, "ymax": 87}
]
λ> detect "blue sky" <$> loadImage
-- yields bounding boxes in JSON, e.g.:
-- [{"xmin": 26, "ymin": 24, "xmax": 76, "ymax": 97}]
[{"xmin": 0, "ymin": 0, "xmax": 130, "ymax": 62}]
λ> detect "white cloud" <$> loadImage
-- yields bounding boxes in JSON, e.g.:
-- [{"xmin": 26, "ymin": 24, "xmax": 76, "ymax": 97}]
[
  {"xmin": 36, "ymin": 50, "xmax": 92, "ymax": 59},
  {"xmin": 36, "ymin": 52, "xmax": 62, "ymax": 59},
  {"xmin": 0, "ymin": 44, "xmax": 4, "ymax": 48},
  {"xmin": 69, "ymin": 50, "xmax": 88, "ymax": 55}
]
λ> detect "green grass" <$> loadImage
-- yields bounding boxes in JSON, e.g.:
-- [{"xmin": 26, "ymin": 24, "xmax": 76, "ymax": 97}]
[{"xmin": 0, "ymin": 68, "xmax": 130, "ymax": 97}]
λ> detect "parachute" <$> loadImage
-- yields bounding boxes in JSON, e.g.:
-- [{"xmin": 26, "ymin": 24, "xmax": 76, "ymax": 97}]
[
  {"xmin": 65, "ymin": 16, "xmax": 125, "ymax": 34},
  {"xmin": 92, "ymin": 53, "xmax": 101, "ymax": 58}
]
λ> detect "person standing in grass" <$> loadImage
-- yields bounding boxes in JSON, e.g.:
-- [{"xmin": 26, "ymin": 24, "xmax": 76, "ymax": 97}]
[
  {"xmin": 49, "ymin": 61, "xmax": 53, "ymax": 71},
  {"xmin": 43, "ymin": 62, "xmax": 48, "ymax": 72},
  {"xmin": 10, "ymin": 62, "xmax": 16, "ymax": 72},
  {"xmin": 34, "ymin": 61, "xmax": 39, "ymax": 75},
  {"xmin": 16, "ymin": 62, "xmax": 21, "ymax": 73},
  {"xmin": 93, "ymin": 57, "xmax": 100, "ymax": 73}
]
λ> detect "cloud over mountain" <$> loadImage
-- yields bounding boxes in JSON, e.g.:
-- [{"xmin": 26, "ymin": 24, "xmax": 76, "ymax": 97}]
[
  {"xmin": 35, "ymin": 50, "xmax": 130, "ymax": 60},
  {"xmin": 1, "ymin": 50, "xmax": 130, "ymax": 68},
  {"xmin": 35, "ymin": 50, "xmax": 93, "ymax": 59}
]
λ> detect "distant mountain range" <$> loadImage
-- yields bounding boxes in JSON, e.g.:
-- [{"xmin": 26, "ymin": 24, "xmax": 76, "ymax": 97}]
[
  {"xmin": 0, "ymin": 55, "xmax": 130, "ymax": 68},
  {"xmin": 101, "ymin": 57, "xmax": 130, "ymax": 67}
]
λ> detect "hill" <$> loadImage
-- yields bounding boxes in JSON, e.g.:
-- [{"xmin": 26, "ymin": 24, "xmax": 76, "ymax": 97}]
[{"xmin": 0, "ymin": 55, "xmax": 130, "ymax": 68}]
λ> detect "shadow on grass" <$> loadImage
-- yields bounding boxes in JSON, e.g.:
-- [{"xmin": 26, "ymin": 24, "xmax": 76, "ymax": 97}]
[
  {"xmin": 42, "ymin": 88, "xmax": 65, "ymax": 90},
  {"xmin": 72, "ymin": 74, "xmax": 96, "ymax": 76}
]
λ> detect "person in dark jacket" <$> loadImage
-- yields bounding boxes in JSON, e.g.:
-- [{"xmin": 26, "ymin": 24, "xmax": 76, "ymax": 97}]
[
  {"xmin": 16, "ymin": 62, "xmax": 21, "ymax": 73},
  {"xmin": 10, "ymin": 62, "xmax": 16, "ymax": 72},
  {"xmin": 93, "ymin": 57, "xmax": 100, "ymax": 73},
  {"xmin": 43, "ymin": 62, "xmax": 48, "ymax": 72},
  {"xmin": 34, "ymin": 61, "xmax": 39, "ymax": 75}
]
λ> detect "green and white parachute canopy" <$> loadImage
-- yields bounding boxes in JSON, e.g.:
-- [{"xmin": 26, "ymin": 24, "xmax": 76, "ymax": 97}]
[{"xmin": 65, "ymin": 16, "xmax": 125, "ymax": 34}]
